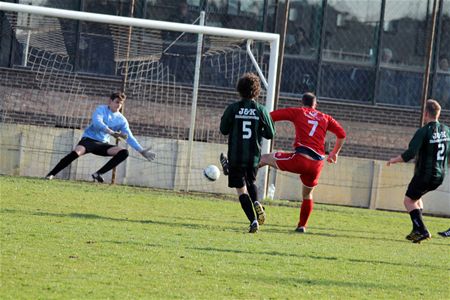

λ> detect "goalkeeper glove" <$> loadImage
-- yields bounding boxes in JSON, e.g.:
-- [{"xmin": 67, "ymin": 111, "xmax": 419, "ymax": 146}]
[
  {"xmin": 111, "ymin": 131, "xmax": 128, "ymax": 140},
  {"xmin": 140, "ymin": 147, "xmax": 156, "ymax": 161}
]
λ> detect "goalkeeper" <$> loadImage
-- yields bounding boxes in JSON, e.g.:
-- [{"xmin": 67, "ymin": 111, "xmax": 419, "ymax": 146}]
[{"xmin": 45, "ymin": 92, "xmax": 156, "ymax": 182}]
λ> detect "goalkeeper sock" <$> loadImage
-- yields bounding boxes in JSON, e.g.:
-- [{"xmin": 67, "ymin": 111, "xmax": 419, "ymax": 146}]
[
  {"xmin": 246, "ymin": 181, "xmax": 258, "ymax": 203},
  {"xmin": 239, "ymin": 194, "xmax": 256, "ymax": 223},
  {"xmin": 47, "ymin": 151, "xmax": 79, "ymax": 176},
  {"xmin": 298, "ymin": 199, "xmax": 314, "ymax": 228},
  {"xmin": 96, "ymin": 149, "xmax": 129, "ymax": 174}
]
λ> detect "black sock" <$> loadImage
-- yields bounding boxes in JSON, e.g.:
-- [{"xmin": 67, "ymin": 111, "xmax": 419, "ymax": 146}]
[
  {"xmin": 239, "ymin": 194, "xmax": 256, "ymax": 223},
  {"xmin": 96, "ymin": 149, "xmax": 128, "ymax": 175},
  {"xmin": 47, "ymin": 151, "xmax": 79, "ymax": 176},
  {"xmin": 409, "ymin": 209, "xmax": 427, "ymax": 233},
  {"xmin": 409, "ymin": 213, "xmax": 419, "ymax": 231},
  {"xmin": 246, "ymin": 181, "xmax": 258, "ymax": 204}
]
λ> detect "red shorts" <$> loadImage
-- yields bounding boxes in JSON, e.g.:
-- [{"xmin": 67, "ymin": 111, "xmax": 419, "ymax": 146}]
[{"xmin": 274, "ymin": 152, "xmax": 324, "ymax": 187}]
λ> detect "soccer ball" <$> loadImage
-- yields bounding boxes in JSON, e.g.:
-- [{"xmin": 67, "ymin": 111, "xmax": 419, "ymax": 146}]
[{"xmin": 203, "ymin": 165, "xmax": 220, "ymax": 181}]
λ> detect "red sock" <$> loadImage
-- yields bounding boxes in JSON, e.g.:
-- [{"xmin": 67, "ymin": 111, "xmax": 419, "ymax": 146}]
[{"xmin": 298, "ymin": 199, "xmax": 314, "ymax": 227}]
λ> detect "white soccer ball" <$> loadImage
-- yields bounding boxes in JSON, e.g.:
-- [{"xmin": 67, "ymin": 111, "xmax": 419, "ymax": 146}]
[{"xmin": 203, "ymin": 165, "xmax": 220, "ymax": 181}]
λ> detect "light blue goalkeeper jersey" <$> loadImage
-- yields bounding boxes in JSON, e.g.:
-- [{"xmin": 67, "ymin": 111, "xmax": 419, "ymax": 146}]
[{"xmin": 82, "ymin": 105, "xmax": 143, "ymax": 152}]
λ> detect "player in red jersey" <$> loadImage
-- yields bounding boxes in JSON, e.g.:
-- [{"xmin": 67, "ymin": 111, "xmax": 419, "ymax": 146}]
[{"xmin": 259, "ymin": 92, "xmax": 346, "ymax": 232}]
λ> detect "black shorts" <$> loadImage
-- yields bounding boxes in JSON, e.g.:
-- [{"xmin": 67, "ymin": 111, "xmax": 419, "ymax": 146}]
[
  {"xmin": 228, "ymin": 165, "xmax": 258, "ymax": 189},
  {"xmin": 77, "ymin": 137, "xmax": 115, "ymax": 156},
  {"xmin": 405, "ymin": 175, "xmax": 443, "ymax": 200}
]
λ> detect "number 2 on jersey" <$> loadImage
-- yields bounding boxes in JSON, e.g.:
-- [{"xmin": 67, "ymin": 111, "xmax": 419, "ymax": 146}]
[
  {"xmin": 437, "ymin": 143, "xmax": 445, "ymax": 161},
  {"xmin": 308, "ymin": 120, "xmax": 318, "ymax": 136}
]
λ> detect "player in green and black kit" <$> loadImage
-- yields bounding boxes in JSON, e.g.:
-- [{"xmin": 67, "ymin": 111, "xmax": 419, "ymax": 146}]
[
  {"xmin": 387, "ymin": 99, "xmax": 450, "ymax": 243},
  {"xmin": 220, "ymin": 73, "xmax": 275, "ymax": 233}
]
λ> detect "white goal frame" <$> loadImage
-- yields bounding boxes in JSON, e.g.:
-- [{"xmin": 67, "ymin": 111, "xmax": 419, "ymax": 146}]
[{"xmin": 0, "ymin": 2, "xmax": 280, "ymax": 198}]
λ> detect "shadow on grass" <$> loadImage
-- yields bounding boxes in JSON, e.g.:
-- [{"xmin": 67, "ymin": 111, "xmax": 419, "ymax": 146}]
[
  {"xmin": 189, "ymin": 246, "xmax": 338, "ymax": 261},
  {"xmin": 187, "ymin": 245, "xmax": 447, "ymax": 271},
  {"xmin": 244, "ymin": 273, "xmax": 410, "ymax": 292},
  {"xmin": 1, "ymin": 208, "xmax": 244, "ymax": 233}
]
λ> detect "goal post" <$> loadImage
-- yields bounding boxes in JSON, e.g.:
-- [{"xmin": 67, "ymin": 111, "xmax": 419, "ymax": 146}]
[{"xmin": 0, "ymin": 2, "xmax": 279, "ymax": 198}]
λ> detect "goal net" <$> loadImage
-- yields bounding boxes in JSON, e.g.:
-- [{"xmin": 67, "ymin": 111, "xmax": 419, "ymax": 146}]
[{"xmin": 0, "ymin": 3, "xmax": 279, "ymax": 195}]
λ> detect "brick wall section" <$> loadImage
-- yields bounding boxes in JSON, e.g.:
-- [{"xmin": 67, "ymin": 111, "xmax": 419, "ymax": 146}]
[
  {"xmin": 1, "ymin": 67, "xmax": 449, "ymax": 160},
  {"xmin": 278, "ymin": 96, "xmax": 450, "ymax": 127}
]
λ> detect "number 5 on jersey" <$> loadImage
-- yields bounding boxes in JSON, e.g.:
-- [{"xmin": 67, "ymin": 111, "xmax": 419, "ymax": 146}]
[{"xmin": 243, "ymin": 121, "xmax": 252, "ymax": 139}]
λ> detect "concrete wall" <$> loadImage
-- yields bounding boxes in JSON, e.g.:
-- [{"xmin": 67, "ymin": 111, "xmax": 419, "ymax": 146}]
[
  {"xmin": 1, "ymin": 124, "xmax": 448, "ymax": 216},
  {"xmin": 273, "ymin": 158, "xmax": 450, "ymax": 216}
]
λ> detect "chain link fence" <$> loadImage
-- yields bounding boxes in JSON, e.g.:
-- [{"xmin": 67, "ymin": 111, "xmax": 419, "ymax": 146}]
[{"xmin": 1, "ymin": 0, "xmax": 448, "ymax": 109}]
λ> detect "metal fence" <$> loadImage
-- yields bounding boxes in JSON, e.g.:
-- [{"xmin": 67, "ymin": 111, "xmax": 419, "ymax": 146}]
[{"xmin": 1, "ymin": 0, "xmax": 449, "ymax": 109}]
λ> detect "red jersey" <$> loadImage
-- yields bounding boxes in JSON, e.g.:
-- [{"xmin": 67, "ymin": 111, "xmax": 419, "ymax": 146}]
[{"xmin": 271, "ymin": 107, "xmax": 346, "ymax": 155}]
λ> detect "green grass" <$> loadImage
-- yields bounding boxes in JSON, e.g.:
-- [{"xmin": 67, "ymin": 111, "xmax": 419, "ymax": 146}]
[{"xmin": 1, "ymin": 176, "xmax": 448, "ymax": 299}]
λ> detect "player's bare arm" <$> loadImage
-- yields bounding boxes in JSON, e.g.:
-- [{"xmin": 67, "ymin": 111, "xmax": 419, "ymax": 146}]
[
  {"xmin": 387, "ymin": 155, "xmax": 405, "ymax": 166},
  {"xmin": 327, "ymin": 137, "xmax": 345, "ymax": 163}
]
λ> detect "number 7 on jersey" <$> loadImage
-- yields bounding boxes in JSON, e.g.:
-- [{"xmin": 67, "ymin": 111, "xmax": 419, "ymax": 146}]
[{"xmin": 308, "ymin": 120, "xmax": 318, "ymax": 136}]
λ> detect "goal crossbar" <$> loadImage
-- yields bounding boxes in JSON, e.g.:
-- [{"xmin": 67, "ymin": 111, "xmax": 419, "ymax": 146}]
[{"xmin": 0, "ymin": 3, "xmax": 278, "ymax": 41}]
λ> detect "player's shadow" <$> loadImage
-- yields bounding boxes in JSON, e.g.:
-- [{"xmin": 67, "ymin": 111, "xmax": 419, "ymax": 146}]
[
  {"xmin": 261, "ymin": 226, "xmax": 411, "ymax": 244},
  {"xmin": 189, "ymin": 246, "xmax": 338, "ymax": 261},
  {"xmin": 23, "ymin": 209, "xmax": 246, "ymax": 233},
  {"xmin": 245, "ymin": 273, "xmax": 405, "ymax": 291},
  {"xmin": 31, "ymin": 210, "xmax": 223, "ymax": 230},
  {"xmin": 187, "ymin": 245, "xmax": 446, "ymax": 271}
]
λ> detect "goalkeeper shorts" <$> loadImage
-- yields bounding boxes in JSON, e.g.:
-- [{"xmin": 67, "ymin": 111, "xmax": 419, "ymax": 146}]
[{"xmin": 78, "ymin": 137, "xmax": 115, "ymax": 156}]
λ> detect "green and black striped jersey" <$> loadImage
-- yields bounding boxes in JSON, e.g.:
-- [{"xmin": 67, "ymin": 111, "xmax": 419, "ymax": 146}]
[
  {"xmin": 401, "ymin": 121, "xmax": 450, "ymax": 183},
  {"xmin": 220, "ymin": 98, "xmax": 275, "ymax": 167}
]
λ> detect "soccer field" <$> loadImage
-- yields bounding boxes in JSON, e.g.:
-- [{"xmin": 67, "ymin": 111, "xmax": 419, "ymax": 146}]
[{"xmin": 1, "ymin": 176, "xmax": 448, "ymax": 299}]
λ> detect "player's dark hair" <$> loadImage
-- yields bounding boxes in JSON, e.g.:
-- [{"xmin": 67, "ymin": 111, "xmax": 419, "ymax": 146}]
[
  {"xmin": 237, "ymin": 73, "xmax": 261, "ymax": 99},
  {"xmin": 426, "ymin": 99, "xmax": 441, "ymax": 118},
  {"xmin": 302, "ymin": 92, "xmax": 316, "ymax": 107},
  {"xmin": 110, "ymin": 92, "xmax": 126, "ymax": 102}
]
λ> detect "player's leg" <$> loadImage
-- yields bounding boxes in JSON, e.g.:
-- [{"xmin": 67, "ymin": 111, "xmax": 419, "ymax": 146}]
[
  {"xmin": 295, "ymin": 158, "xmax": 323, "ymax": 233},
  {"xmin": 417, "ymin": 198, "xmax": 424, "ymax": 210},
  {"xmin": 404, "ymin": 196, "xmax": 421, "ymax": 240},
  {"xmin": 417, "ymin": 198, "xmax": 424, "ymax": 217},
  {"xmin": 45, "ymin": 144, "xmax": 87, "ymax": 179},
  {"xmin": 92, "ymin": 145, "xmax": 129, "ymax": 182},
  {"xmin": 296, "ymin": 185, "xmax": 314, "ymax": 233},
  {"xmin": 438, "ymin": 228, "xmax": 450, "ymax": 237},
  {"xmin": 219, "ymin": 153, "xmax": 229, "ymax": 175},
  {"xmin": 229, "ymin": 166, "xmax": 258, "ymax": 233},
  {"xmin": 404, "ymin": 196, "xmax": 431, "ymax": 243},
  {"xmin": 237, "ymin": 186, "xmax": 259, "ymax": 233},
  {"xmin": 246, "ymin": 178, "xmax": 258, "ymax": 203},
  {"xmin": 404, "ymin": 176, "xmax": 431, "ymax": 243},
  {"xmin": 258, "ymin": 153, "xmax": 280, "ymax": 169},
  {"xmin": 245, "ymin": 167, "xmax": 266, "ymax": 225},
  {"xmin": 260, "ymin": 151, "xmax": 295, "ymax": 223}
]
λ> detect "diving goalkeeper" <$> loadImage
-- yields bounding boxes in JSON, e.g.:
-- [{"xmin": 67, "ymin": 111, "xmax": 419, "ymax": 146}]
[{"xmin": 45, "ymin": 92, "xmax": 156, "ymax": 182}]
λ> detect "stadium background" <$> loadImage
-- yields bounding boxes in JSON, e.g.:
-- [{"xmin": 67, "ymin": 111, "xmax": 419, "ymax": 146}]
[{"xmin": 0, "ymin": 0, "xmax": 449, "ymax": 215}]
